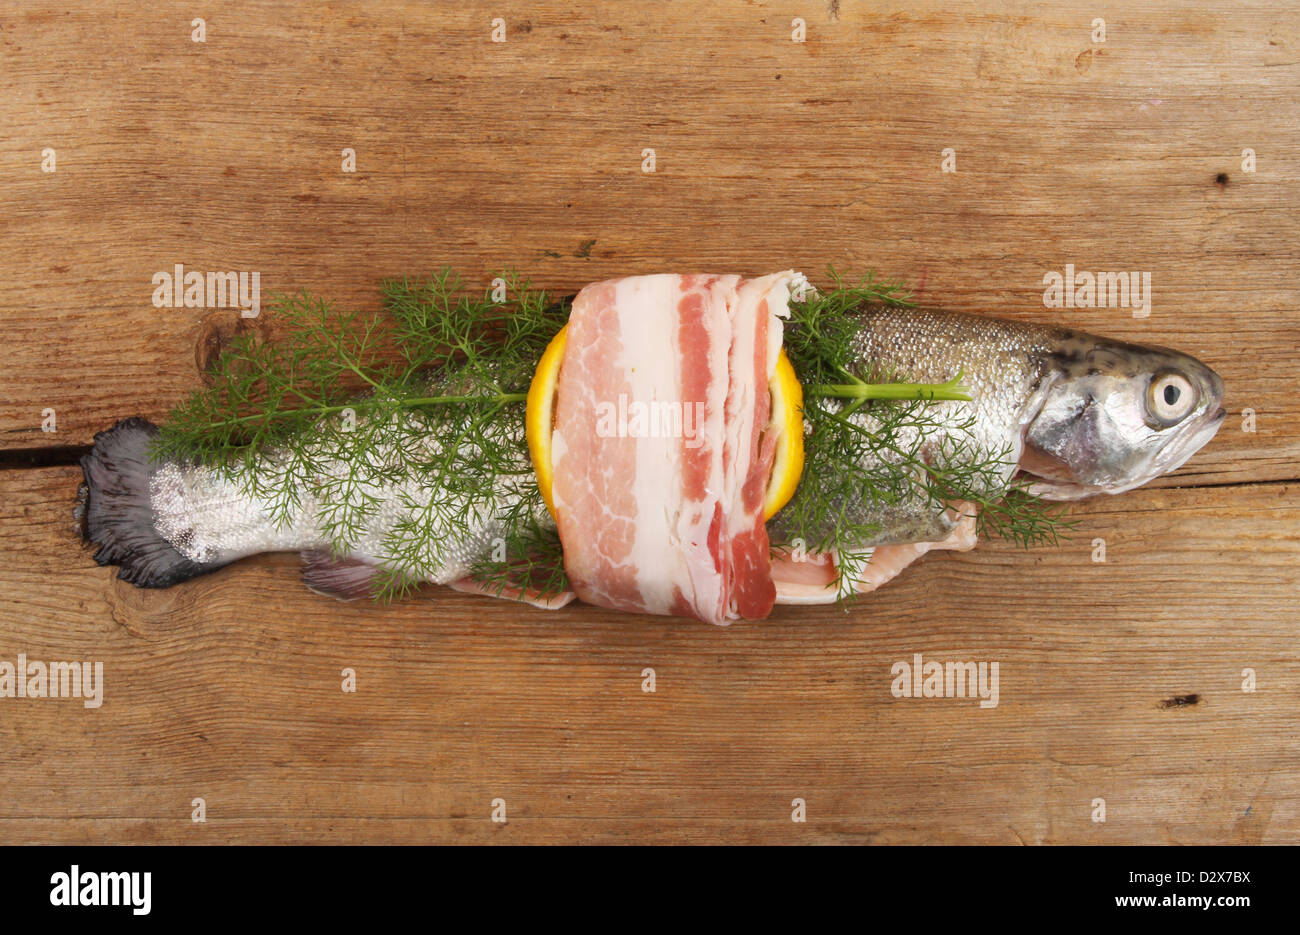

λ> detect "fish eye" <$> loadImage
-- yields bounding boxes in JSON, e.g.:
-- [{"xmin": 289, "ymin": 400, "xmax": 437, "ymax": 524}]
[{"xmin": 1146, "ymin": 371, "xmax": 1197, "ymax": 426}]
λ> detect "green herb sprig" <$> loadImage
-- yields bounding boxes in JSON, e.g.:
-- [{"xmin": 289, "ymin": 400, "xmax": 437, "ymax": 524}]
[
  {"xmin": 155, "ymin": 269, "xmax": 569, "ymax": 602},
  {"xmin": 156, "ymin": 268, "xmax": 1070, "ymax": 608},
  {"xmin": 776, "ymin": 270, "xmax": 1073, "ymax": 600}
]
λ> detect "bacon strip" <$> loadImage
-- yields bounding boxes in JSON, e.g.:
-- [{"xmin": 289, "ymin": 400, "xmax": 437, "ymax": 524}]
[{"xmin": 551, "ymin": 272, "xmax": 799, "ymax": 623}]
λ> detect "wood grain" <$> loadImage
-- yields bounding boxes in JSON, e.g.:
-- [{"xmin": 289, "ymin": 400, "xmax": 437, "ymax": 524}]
[
  {"xmin": 0, "ymin": 0, "xmax": 1297, "ymax": 844},
  {"xmin": 1, "ymin": 467, "xmax": 1297, "ymax": 844},
  {"xmin": 1, "ymin": 0, "xmax": 1296, "ymax": 485}
]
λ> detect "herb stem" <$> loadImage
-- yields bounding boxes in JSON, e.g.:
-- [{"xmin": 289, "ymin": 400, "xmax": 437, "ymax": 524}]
[
  {"xmin": 181, "ymin": 392, "xmax": 528, "ymax": 431},
  {"xmin": 804, "ymin": 375, "xmax": 971, "ymax": 402},
  {"xmin": 405, "ymin": 392, "xmax": 528, "ymax": 406}
]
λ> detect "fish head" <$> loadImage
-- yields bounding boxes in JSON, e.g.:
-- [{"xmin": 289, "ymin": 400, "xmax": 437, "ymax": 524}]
[{"xmin": 1019, "ymin": 333, "xmax": 1225, "ymax": 500}]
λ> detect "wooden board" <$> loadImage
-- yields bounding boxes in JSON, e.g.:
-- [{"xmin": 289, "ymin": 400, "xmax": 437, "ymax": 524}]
[
  {"xmin": 2, "ymin": 467, "xmax": 1297, "ymax": 844},
  {"xmin": 0, "ymin": 0, "xmax": 1297, "ymax": 844}
]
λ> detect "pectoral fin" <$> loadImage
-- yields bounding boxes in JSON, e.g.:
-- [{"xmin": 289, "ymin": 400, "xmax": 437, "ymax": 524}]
[{"xmin": 300, "ymin": 551, "xmax": 381, "ymax": 601}]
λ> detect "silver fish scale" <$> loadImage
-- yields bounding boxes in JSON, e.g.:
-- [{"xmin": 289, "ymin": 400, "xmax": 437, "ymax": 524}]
[
  {"xmin": 772, "ymin": 305, "xmax": 1061, "ymax": 546},
  {"xmin": 150, "ymin": 406, "xmax": 539, "ymax": 583}
]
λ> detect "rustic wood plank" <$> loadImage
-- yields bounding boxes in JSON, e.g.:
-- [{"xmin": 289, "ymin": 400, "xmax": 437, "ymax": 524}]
[
  {"xmin": 0, "ymin": 0, "xmax": 1296, "ymax": 489},
  {"xmin": 1, "ymin": 466, "xmax": 1295, "ymax": 844}
]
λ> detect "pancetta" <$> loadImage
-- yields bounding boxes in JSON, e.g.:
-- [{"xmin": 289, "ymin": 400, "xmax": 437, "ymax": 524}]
[{"xmin": 550, "ymin": 272, "xmax": 801, "ymax": 624}]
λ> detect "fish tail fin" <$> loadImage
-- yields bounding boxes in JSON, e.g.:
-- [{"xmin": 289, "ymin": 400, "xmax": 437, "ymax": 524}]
[{"xmin": 78, "ymin": 417, "xmax": 223, "ymax": 588}]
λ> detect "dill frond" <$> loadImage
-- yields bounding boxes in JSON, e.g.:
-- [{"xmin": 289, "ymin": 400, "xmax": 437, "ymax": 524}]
[
  {"xmin": 776, "ymin": 271, "xmax": 1073, "ymax": 598},
  {"xmin": 154, "ymin": 269, "xmax": 571, "ymax": 602}
]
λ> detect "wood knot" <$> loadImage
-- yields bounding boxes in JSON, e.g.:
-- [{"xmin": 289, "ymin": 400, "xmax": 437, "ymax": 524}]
[
  {"xmin": 1075, "ymin": 48, "xmax": 1104, "ymax": 73},
  {"xmin": 194, "ymin": 312, "xmax": 266, "ymax": 383}
]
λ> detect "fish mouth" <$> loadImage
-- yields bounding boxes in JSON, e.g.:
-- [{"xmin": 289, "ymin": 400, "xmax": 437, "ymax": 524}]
[
  {"xmin": 1151, "ymin": 405, "xmax": 1227, "ymax": 479},
  {"xmin": 1018, "ymin": 405, "xmax": 1227, "ymax": 501},
  {"xmin": 1017, "ymin": 471, "xmax": 1097, "ymax": 501}
]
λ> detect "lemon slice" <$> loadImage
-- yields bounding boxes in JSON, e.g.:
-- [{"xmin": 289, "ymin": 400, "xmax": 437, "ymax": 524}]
[
  {"xmin": 527, "ymin": 325, "xmax": 804, "ymax": 521},
  {"xmin": 526, "ymin": 326, "xmax": 569, "ymax": 520},
  {"xmin": 763, "ymin": 348, "xmax": 805, "ymax": 519}
]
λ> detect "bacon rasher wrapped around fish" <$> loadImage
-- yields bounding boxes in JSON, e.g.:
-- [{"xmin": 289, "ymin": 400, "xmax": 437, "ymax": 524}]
[
  {"xmin": 78, "ymin": 269, "xmax": 1225, "ymax": 624},
  {"xmin": 546, "ymin": 272, "xmax": 797, "ymax": 623}
]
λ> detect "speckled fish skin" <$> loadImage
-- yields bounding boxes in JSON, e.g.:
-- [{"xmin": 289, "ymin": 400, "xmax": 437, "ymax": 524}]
[
  {"xmin": 771, "ymin": 303, "xmax": 1226, "ymax": 547},
  {"xmin": 147, "ymin": 407, "xmax": 535, "ymax": 581},
  {"xmin": 77, "ymin": 404, "xmax": 540, "ymax": 592}
]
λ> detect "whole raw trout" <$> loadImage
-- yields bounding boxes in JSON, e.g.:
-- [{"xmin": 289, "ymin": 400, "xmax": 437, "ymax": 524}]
[{"xmin": 79, "ymin": 303, "xmax": 1224, "ymax": 608}]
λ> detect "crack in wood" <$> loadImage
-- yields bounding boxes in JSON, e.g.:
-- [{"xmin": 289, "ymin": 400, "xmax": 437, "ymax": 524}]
[{"xmin": 0, "ymin": 445, "xmax": 91, "ymax": 470}]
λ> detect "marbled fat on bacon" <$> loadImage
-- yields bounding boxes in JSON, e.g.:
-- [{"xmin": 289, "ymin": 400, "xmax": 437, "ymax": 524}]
[
  {"xmin": 723, "ymin": 273, "xmax": 792, "ymax": 618},
  {"xmin": 550, "ymin": 272, "xmax": 799, "ymax": 623}
]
